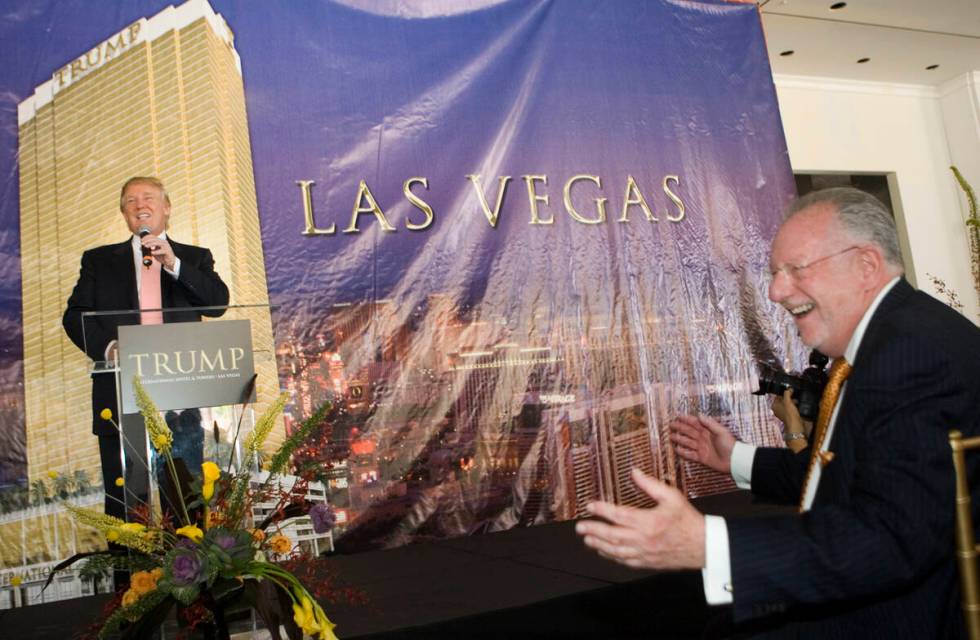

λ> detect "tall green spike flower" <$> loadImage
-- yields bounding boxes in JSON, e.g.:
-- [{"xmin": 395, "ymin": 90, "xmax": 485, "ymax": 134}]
[
  {"xmin": 63, "ymin": 503, "xmax": 162, "ymax": 554},
  {"xmin": 132, "ymin": 376, "xmax": 173, "ymax": 455},
  {"xmin": 244, "ymin": 391, "xmax": 289, "ymax": 455},
  {"xmin": 132, "ymin": 376, "xmax": 190, "ymax": 524}
]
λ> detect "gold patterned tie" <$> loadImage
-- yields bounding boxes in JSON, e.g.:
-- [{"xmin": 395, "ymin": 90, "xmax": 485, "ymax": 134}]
[{"xmin": 798, "ymin": 357, "xmax": 852, "ymax": 512}]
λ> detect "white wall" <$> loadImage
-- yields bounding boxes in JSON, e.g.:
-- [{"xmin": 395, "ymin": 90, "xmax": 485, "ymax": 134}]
[{"xmin": 774, "ymin": 72, "xmax": 980, "ymax": 322}]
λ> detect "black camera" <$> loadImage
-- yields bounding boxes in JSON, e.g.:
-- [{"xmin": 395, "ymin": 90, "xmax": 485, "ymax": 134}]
[{"xmin": 753, "ymin": 350, "xmax": 829, "ymax": 422}]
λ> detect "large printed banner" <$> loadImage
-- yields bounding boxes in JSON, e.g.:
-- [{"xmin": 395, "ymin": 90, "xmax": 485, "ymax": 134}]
[
  {"xmin": 254, "ymin": 0, "xmax": 799, "ymax": 550},
  {"xmin": 0, "ymin": 0, "xmax": 800, "ymax": 602}
]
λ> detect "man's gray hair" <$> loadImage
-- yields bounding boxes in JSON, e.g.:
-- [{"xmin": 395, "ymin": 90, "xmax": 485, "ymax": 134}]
[{"xmin": 788, "ymin": 187, "xmax": 904, "ymax": 270}]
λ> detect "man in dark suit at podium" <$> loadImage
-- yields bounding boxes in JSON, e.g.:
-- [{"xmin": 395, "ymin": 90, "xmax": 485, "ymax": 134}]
[
  {"xmin": 576, "ymin": 187, "xmax": 980, "ymax": 637},
  {"xmin": 63, "ymin": 176, "xmax": 229, "ymax": 521}
]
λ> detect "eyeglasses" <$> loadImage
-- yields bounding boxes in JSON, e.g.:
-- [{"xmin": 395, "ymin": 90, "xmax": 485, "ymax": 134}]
[{"xmin": 769, "ymin": 245, "xmax": 861, "ymax": 283}]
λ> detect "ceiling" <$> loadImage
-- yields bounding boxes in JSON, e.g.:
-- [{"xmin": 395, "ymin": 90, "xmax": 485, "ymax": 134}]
[{"xmin": 758, "ymin": 0, "xmax": 980, "ymax": 86}]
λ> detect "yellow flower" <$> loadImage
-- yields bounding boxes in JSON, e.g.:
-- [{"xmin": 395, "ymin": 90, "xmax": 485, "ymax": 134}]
[
  {"xmin": 292, "ymin": 597, "xmax": 318, "ymax": 636},
  {"xmin": 10, "ymin": 576, "xmax": 22, "ymax": 587},
  {"xmin": 314, "ymin": 603, "xmax": 338, "ymax": 640},
  {"xmin": 201, "ymin": 461, "xmax": 221, "ymax": 483},
  {"xmin": 130, "ymin": 570, "xmax": 158, "ymax": 596},
  {"xmin": 100, "ymin": 408, "xmax": 113, "ymax": 421},
  {"xmin": 114, "ymin": 477, "xmax": 125, "ymax": 487},
  {"xmin": 201, "ymin": 461, "xmax": 221, "ymax": 501},
  {"xmin": 106, "ymin": 530, "xmax": 119, "ymax": 542},
  {"xmin": 268, "ymin": 534, "xmax": 291, "ymax": 554},
  {"xmin": 250, "ymin": 528, "xmax": 266, "ymax": 542},
  {"xmin": 152, "ymin": 432, "xmax": 173, "ymax": 452},
  {"xmin": 120, "ymin": 522, "xmax": 146, "ymax": 534},
  {"xmin": 292, "ymin": 591, "xmax": 337, "ymax": 640},
  {"xmin": 176, "ymin": 524, "xmax": 204, "ymax": 543},
  {"xmin": 47, "ymin": 470, "xmax": 58, "ymax": 479},
  {"xmin": 121, "ymin": 589, "xmax": 139, "ymax": 607}
]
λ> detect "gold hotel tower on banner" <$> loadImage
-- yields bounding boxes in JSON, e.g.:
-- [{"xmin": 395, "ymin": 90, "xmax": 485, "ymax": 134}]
[{"xmin": 10, "ymin": 0, "xmax": 279, "ymax": 579}]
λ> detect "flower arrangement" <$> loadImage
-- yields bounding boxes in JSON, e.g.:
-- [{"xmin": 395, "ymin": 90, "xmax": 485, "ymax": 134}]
[{"xmin": 52, "ymin": 377, "xmax": 346, "ymax": 640}]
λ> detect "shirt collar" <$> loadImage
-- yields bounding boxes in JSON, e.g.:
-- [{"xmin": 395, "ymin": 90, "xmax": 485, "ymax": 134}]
[
  {"xmin": 131, "ymin": 230, "xmax": 168, "ymax": 249},
  {"xmin": 843, "ymin": 276, "xmax": 900, "ymax": 363},
  {"xmin": 132, "ymin": 229, "xmax": 167, "ymax": 244}
]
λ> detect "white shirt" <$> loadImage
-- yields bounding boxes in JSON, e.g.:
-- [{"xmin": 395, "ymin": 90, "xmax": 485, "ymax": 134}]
[
  {"xmin": 129, "ymin": 231, "xmax": 180, "ymax": 296},
  {"xmin": 701, "ymin": 276, "xmax": 901, "ymax": 604}
]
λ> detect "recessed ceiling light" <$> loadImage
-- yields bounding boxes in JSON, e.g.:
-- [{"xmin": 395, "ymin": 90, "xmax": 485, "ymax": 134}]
[
  {"xmin": 926, "ymin": 64, "xmax": 939, "ymax": 70},
  {"xmin": 780, "ymin": 50, "xmax": 794, "ymax": 57},
  {"xmin": 830, "ymin": 2, "xmax": 847, "ymax": 9},
  {"xmin": 857, "ymin": 58, "xmax": 870, "ymax": 64}
]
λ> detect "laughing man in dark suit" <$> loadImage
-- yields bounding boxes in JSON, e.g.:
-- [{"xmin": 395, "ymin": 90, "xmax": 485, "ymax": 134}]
[
  {"xmin": 576, "ymin": 187, "xmax": 980, "ymax": 637},
  {"xmin": 63, "ymin": 176, "xmax": 229, "ymax": 521}
]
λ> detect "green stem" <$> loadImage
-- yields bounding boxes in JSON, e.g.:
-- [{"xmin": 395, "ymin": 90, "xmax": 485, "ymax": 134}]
[
  {"xmin": 163, "ymin": 453, "xmax": 192, "ymax": 526},
  {"xmin": 247, "ymin": 564, "xmax": 301, "ymax": 605}
]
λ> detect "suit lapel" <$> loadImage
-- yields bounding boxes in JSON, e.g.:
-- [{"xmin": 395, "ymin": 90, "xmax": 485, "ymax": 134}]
[
  {"xmin": 815, "ymin": 278, "xmax": 913, "ymax": 506},
  {"xmin": 850, "ymin": 278, "xmax": 913, "ymax": 370},
  {"xmin": 160, "ymin": 238, "xmax": 186, "ymax": 308},
  {"xmin": 112, "ymin": 240, "xmax": 139, "ymax": 310}
]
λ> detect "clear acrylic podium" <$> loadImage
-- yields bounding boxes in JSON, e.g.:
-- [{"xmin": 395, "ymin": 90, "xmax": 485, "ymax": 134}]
[
  {"xmin": 76, "ymin": 304, "xmax": 298, "ymax": 637},
  {"xmin": 80, "ymin": 303, "xmax": 279, "ymax": 524}
]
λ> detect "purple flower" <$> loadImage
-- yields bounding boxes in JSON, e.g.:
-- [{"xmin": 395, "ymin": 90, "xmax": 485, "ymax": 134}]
[
  {"xmin": 309, "ymin": 502, "xmax": 336, "ymax": 534},
  {"xmin": 213, "ymin": 532, "xmax": 237, "ymax": 550},
  {"xmin": 170, "ymin": 549, "xmax": 204, "ymax": 586}
]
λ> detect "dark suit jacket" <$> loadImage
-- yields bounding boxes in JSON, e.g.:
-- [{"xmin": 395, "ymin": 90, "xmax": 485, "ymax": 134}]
[
  {"xmin": 726, "ymin": 279, "xmax": 980, "ymax": 638},
  {"xmin": 63, "ymin": 237, "xmax": 229, "ymax": 435}
]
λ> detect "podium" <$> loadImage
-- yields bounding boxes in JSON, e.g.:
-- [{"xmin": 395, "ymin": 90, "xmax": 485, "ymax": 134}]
[{"xmin": 80, "ymin": 304, "xmax": 279, "ymax": 522}]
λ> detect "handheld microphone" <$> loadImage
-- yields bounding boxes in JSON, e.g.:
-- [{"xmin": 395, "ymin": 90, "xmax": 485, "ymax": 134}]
[{"xmin": 138, "ymin": 225, "xmax": 153, "ymax": 267}]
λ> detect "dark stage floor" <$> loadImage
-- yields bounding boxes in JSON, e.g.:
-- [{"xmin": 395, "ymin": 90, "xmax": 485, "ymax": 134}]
[{"xmin": 0, "ymin": 490, "xmax": 783, "ymax": 639}]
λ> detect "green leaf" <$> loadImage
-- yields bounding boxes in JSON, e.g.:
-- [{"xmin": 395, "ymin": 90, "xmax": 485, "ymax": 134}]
[{"xmin": 170, "ymin": 583, "xmax": 201, "ymax": 606}]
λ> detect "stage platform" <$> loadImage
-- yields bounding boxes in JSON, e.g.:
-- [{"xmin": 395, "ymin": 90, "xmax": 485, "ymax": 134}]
[{"xmin": 1, "ymin": 490, "xmax": 786, "ymax": 639}]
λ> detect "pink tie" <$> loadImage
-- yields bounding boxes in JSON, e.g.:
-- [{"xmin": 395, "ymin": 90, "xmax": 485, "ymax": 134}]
[{"xmin": 140, "ymin": 259, "xmax": 164, "ymax": 325}]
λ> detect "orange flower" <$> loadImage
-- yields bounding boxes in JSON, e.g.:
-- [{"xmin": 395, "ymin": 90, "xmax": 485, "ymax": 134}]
[
  {"xmin": 121, "ymin": 589, "xmax": 139, "ymax": 607},
  {"xmin": 130, "ymin": 570, "xmax": 158, "ymax": 595},
  {"xmin": 250, "ymin": 528, "xmax": 266, "ymax": 542},
  {"xmin": 268, "ymin": 534, "xmax": 291, "ymax": 554}
]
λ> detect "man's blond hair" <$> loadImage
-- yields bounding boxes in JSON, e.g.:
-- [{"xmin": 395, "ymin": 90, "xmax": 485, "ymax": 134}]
[{"xmin": 119, "ymin": 176, "xmax": 171, "ymax": 211}]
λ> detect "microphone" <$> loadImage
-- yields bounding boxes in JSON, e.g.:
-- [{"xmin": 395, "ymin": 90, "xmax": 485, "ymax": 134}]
[{"xmin": 138, "ymin": 225, "xmax": 153, "ymax": 267}]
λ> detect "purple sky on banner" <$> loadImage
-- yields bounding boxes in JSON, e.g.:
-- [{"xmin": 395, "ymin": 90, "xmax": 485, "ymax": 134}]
[
  {"xmin": 0, "ymin": 0, "xmax": 793, "ymax": 335},
  {"xmin": 0, "ymin": 0, "xmax": 799, "ymax": 518},
  {"xmin": 252, "ymin": 1, "xmax": 799, "ymax": 544},
  {"xmin": 243, "ymin": 0, "xmax": 794, "ymax": 338}
]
